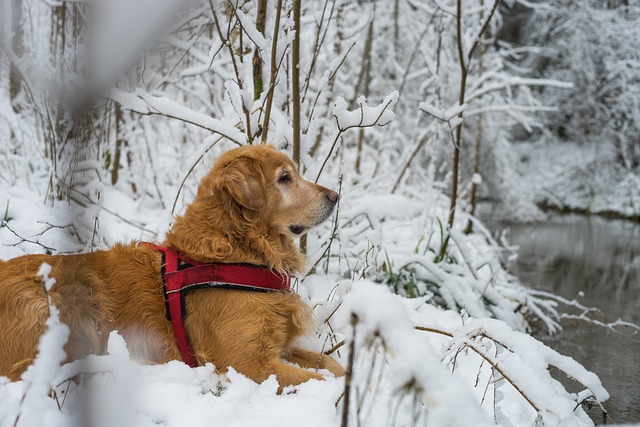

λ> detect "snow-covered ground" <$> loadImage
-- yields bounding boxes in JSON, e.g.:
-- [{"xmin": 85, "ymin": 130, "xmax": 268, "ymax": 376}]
[{"xmin": 0, "ymin": 165, "xmax": 618, "ymax": 426}]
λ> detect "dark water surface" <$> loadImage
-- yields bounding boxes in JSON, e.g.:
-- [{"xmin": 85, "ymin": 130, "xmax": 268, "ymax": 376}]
[{"xmin": 487, "ymin": 216, "xmax": 640, "ymax": 424}]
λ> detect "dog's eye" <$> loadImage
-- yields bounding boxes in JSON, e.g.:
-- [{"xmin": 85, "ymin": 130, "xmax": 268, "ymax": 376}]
[{"xmin": 278, "ymin": 172, "xmax": 292, "ymax": 183}]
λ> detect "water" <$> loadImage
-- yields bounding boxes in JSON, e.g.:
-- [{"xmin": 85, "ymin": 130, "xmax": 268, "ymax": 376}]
[{"xmin": 487, "ymin": 215, "xmax": 640, "ymax": 424}]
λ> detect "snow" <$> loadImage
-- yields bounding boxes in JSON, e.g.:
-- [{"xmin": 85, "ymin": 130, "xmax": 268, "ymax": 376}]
[
  {"xmin": 37, "ymin": 263, "xmax": 56, "ymax": 292},
  {"xmin": 334, "ymin": 280, "xmax": 494, "ymax": 427},
  {"xmin": 234, "ymin": 8, "xmax": 267, "ymax": 51},
  {"xmin": 0, "ymin": 180, "xmax": 614, "ymax": 427},
  {"xmin": 0, "ymin": 265, "xmax": 610, "ymax": 426},
  {"xmin": 2, "ymin": 184, "xmax": 611, "ymax": 427},
  {"xmin": 419, "ymin": 101, "xmax": 467, "ymax": 123},
  {"xmin": 332, "ymin": 91, "xmax": 398, "ymax": 131},
  {"xmin": 0, "ymin": 127, "xmax": 617, "ymax": 427},
  {"xmin": 111, "ymin": 88, "xmax": 247, "ymax": 145},
  {"xmin": 501, "ymin": 2, "xmax": 640, "ymax": 223}
]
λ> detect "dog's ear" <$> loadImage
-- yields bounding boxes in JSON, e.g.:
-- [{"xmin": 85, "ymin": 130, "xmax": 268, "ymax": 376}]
[{"xmin": 221, "ymin": 157, "xmax": 265, "ymax": 211}]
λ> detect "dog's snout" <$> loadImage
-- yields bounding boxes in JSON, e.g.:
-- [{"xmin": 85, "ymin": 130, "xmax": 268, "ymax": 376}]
[{"xmin": 326, "ymin": 190, "xmax": 339, "ymax": 204}]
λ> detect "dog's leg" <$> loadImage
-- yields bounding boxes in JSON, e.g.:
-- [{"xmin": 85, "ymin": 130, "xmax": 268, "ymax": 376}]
[
  {"xmin": 231, "ymin": 359, "xmax": 324, "ymax": 393},
  {"xmin": 285, "ymin": 348, "xmax": 345, "ymax": 377},
  {"xmin": 53, "ymin": 276, "xmax": 111, "ymax": 359},
  {"xmin": 269, "ymin": 361, "xmax": 325, "ymax": 392}
]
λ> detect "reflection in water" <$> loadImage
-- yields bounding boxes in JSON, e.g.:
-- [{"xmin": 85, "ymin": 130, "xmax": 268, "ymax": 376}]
[{"xmin": 491, "ymin": 216, "xmax": 640, "ymax": 424}]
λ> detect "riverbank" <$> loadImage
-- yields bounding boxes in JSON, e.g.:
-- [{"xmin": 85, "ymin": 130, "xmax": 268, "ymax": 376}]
[
  {"xmin": 507, "ymin": 139, "xmax": 640, "ymax": 223},
  {"xmin": 536, "ymin": 202, "xmax": 640, "ymax": 224}
]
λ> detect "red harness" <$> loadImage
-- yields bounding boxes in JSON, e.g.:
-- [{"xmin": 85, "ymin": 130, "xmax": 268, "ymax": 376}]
[{"xmin": 152, "ymin": 245, "xmax": 291, "ymax": 367}]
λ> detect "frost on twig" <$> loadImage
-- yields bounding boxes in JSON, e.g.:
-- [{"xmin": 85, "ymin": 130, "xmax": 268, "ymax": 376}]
[
  {"xmin": 526, "ymin": 289, "xmax": 640, "ymax": 337},
  {"xmin": 419, "ymin": 75, "xmax": 573, "ymax": 134}
]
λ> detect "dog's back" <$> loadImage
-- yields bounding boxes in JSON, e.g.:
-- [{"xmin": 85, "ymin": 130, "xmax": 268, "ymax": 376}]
[{"xmin": 0, "ymin": 244, "xmax": 172, "ymax": 381}]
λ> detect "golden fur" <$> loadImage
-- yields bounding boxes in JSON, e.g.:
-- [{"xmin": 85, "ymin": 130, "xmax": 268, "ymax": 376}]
[{"xmin": 0, "ymin": 144, "xmax": 344, "ymax": 390}]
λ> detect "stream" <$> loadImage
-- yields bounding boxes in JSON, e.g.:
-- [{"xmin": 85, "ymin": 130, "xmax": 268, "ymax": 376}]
[{"xmin": 486, "ymin": 215, "xmax": 640, "ymax": 424}]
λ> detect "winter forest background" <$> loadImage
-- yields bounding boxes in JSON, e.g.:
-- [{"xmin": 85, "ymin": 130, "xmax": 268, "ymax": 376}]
[{"xmin": 0, "ymin": 0, "xmax": 639, "ymax": 426}]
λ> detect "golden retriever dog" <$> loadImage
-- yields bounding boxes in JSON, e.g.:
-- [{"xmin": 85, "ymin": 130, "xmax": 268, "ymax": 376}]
[{"xmin": 0, "ymin": 144, "xmax": 344, "ymax": 390}]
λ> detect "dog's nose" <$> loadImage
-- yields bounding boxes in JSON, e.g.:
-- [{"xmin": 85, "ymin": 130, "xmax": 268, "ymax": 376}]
[{"xmin": 326, "ymin": 190, "xmax": 339, "ymax": 204}]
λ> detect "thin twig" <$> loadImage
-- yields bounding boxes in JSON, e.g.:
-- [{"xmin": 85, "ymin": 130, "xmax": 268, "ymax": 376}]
[
  {"xmin": 391, "ymin": 126, "xmax": 434, "ymax": 193},
  {"xmin": 325, "ymin": 340, "xmax": 345, "ymax": 356},
  {"xmin": 292, "ymin": 0, "xmax": 302, "ymax": 163},
  {"xmin": 171, "ymin": 134, "xmax": 228, "ymax": 214},
  {"xmin": 2, "ymin": 222, "xmax": 57, "ymax": 252},
  {"xmin": 301, "ymin": 0, "xmax": 336, "ymax": 104},
  {"xmin": 466, "ymin": 0, "xmax": 501, "ymax": 63},
  {"xmin": 341, "ymin": 313, "xmax": 358, "ymax": 427},
  {"xmin": 314, "ymin": 98, "xmax": 394, "ymax": 183}
]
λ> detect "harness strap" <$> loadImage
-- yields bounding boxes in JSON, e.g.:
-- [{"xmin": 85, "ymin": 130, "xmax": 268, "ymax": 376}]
[
  {"xmin": 162, "ymin": 246, "xmax": 199, "ymax": 368},
  {"xmin": 149, "ymin": 244, "xmax": 291, "ymax": 368}
]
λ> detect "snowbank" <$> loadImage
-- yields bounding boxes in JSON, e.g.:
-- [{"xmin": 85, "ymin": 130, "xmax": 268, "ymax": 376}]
[{"xmin": 0, "ymin": 180, "xmax": 611, "ymax": 426}]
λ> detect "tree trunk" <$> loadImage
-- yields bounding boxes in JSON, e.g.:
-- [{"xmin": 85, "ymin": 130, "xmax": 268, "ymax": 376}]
[
  {"xmin": 7, "ymin": 0, "xmax": 23, "ymax": 106},
  {"xmin": 438, "ymin": 0, "xmax": 467, "ymax": 261},
  {"xmin": 292, "ymin": 0, "xmax": 301, "ymax": 166},
  {"xmin": 111, "ymin": 103, "xmax": 125, "ymax": 185},
  {"xmin": 292, "ymin": 0, "xmax": 306, "ymax": 254},
  {"xmin": 355, "ymin": 16, "xmax": 374, "ymax": 174},
  {"xmin": 261, "ymin": 0, "xmax": 283, "ymax": 143},
  {"xmin": 253, "ymin": 0, "xmax": 266, "ymax": 101},
  {"xmin": 465, "ymin": 0, "xmax": 486, "ymax": 234}
]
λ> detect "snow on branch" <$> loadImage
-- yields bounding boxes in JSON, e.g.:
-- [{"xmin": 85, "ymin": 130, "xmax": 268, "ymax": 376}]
[
  {"xmin": 526, "ymin": 289, "xmax": 640, "ymax": 338},
  {"xmin": 514, "ymin": 0, "xmax": 555, "ymax": 11},
  {"xmin": 433, "ymin": 0, "xmax": 456, "ymax": 16},
  {"xmin": 332, "ymin": 279, "xmax": 608, "ymax": 426},
  {"xmin": 332, "ymin": 91, "xmax": 399, "ymax": 131},
  {"xmin": 467, "ymin": 76, "xmax": 573, "ymax": 102},
  {"xmin": 312, "ymin": 91, "xmax": 399, "ymax": 183},
  {"xmin": 446, "ymin": 318, "xmax": 609, "ymax": 401},
  {"xmin": 109, "ymin": 88, "xmax": 246, "ymax": 144},
  {"xmin": 419, "ymin": 102, "xmax": 467, "ymax": 129},
  {"xmin": 421, "ymin": 75, "xmax": 573, "ymax": 131},
  {"xmin": 335, "ymin": 281, "xmax": 494, "ymax": 427},
  {"xmin": 466, "ymin": 105, "xmax": 558, "ymax": 115},
  {"xmin": 233, "ymin": 7, "xmax": 267, "ymax": 51},
  {"xmin": 164, "ymin": 36, "xmax": 231, "ymax": 80}
]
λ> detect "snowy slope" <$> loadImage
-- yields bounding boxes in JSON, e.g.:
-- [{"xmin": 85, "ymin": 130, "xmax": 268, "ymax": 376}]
[{"xmin": 0, "ymin": 178, "xmax": 612, "ymax": 427}]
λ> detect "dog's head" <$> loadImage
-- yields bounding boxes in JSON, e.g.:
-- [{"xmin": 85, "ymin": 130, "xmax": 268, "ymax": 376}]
[{"xmin": 202, "ymin": 144, "xmax": 338, "ymax": 238}]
